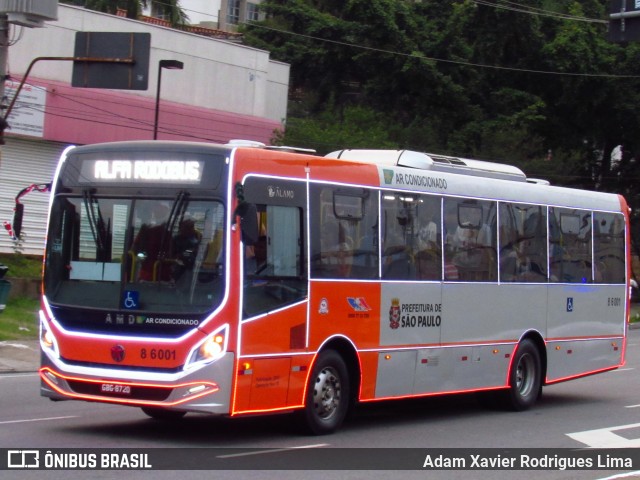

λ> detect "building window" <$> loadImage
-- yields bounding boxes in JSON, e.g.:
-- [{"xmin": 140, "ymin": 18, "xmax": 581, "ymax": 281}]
[
  {"xmin": 246, "ymin": 2, "xmax": 261, "ymax": 22},
  {"xmin": 151, "ymin": 1, "xmax": 170, "ymax": 21},
  {"xmin": 227, "ymin": 0, "xmax": 240, "ymax": 25}
]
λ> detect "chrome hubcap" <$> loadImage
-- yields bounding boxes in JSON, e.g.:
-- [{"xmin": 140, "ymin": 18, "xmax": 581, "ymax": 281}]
[
  {"xmin": 516, "ymin": 353, "xmax": 535, "ymax": 397},
  {"xmin": 313, "ymin": 366, "xmax": 341, "ymax": 420}
]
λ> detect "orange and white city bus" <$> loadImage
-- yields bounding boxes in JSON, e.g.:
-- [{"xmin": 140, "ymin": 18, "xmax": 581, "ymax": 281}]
[{"xmin": 33, "ymin": 140, "xmax": 629, "ymax": 434}]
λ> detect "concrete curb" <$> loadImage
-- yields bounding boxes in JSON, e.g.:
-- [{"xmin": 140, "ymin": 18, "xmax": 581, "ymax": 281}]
[{"xmin": 0, "ymin": 340, "xmax": 40, "ymax": 373}]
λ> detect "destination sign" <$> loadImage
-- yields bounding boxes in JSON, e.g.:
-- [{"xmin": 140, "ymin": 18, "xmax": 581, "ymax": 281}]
[{"xmin": 79, "ymin": 159, "xmax": 204, "ymax": 184}]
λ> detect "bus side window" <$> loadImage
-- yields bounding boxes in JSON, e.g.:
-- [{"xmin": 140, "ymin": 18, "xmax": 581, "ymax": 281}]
[
  {"xmin": 498, "ymin": 203, "xmax": 519, "ymax": 282},
  {"xmin": 520, "ymin": 206, "xmax": 548, "ymax": 282},
  {"xmin": 242, "ymin": 204, "xmax": 306, "ymax": 318},
  {"xmin": 444, "ymin": 198, "xmax": 496, "ymax": 282},
  {"xmin": 550, "ymin": 208, "xmax": 593, "ymax": 283},
  {"xmin": 382, "ymin": 193, "xmax": 416, "ymax": 280},
  {"xmin": 310, "ymin": 186, "xmax": 377, "ymax": 280},
  {"xmin": 499, "ymin": 203, "xmax": 547, "ymax": 283},
  {"xmin": 351, "ymin": 191, "xmax": 379, "ymax": 279},
  {"xmin": 415, "ymin": 195, "xmax": 442, "ymax": 281},
  {"xmin": 594, "ymin": 212, "xmax": 625, "ymax": 284},
  {"xmin": 380, "ymin": 193, "xmax": 442, "ymax": 282}
]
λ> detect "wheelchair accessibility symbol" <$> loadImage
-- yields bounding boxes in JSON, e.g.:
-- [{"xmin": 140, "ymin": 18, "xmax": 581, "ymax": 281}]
[
  {"xmin": 566, "ymin": 297, "xmax": 574, "ymax": 312},
  {"xmin": 123, "ymin": 291, "xmax": 139, "ymax": 310}
]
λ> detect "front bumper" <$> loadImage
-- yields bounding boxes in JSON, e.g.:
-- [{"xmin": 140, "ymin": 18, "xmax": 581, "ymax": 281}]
[{"xmin": 39, "ymin": 349, "xmax": 235, "ymax": 415}]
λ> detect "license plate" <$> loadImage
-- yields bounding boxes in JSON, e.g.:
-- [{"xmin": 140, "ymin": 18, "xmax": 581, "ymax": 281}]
[{"xmin": 100, "ymin": 383, "xmax": 131, "ymax": 395}]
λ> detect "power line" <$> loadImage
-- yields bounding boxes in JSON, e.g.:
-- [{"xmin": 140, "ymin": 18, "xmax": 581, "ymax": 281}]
[
  {"xmin": 246, "ymin": 21, "xmax": 640, "ymax": 79},
  {"xmin": 10, "ymin": 84, "xmax": 276, "ymax": 143},
  {"xmin": 471, "ymin": 0, "xmax": 607, "ymax": 24},
  {"xmin": 18, "ymin": 101, "xmax": 238, "ymax": 143},
  {"xmin": 7, "ymin": 3, "xmax": 631, "ymax": 145},
  {"xmin": 169, "ymin": 0, "xmax": 606, "ymax": 26},
  {"xmin": 33, "ymin": 82, "xmax": 273, "ymax": 130}
]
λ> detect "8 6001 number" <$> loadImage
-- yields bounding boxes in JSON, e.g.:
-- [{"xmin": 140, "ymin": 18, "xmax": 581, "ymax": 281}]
[{"xmin": 140, "ymin": 348, "xmax": 176, "ymax": 361}]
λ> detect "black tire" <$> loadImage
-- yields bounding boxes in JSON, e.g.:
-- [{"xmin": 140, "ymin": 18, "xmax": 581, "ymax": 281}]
[
  {"xmin": 141, "ymin": 407, "xmax": 187, "ymax": 421},
  {"xmin": 503, "ymin": 339, "xmax": 542, "ymax": 411},
  {"xmin": 300, "ymin": 350, "xmax": 350, "ymax": 435}
]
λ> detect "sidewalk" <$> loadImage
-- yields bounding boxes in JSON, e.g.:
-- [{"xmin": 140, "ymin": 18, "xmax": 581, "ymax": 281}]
[{"xmin": 0, "ymin": 339, "xmax": 40, "ymax": 373}]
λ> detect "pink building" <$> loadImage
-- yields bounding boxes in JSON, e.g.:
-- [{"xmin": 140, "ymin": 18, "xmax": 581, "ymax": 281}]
[{"xmin": 0, "ymin": 4, "xmax": 289, "ymax": 255}]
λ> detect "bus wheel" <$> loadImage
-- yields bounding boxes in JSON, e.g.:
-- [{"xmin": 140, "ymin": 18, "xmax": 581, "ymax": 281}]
[
  {"xmin": 141, "ymin": 407, "xmax": 186, "ymax": 421},
  {"xmin": 504, "ymin": 339, "xmax": 542, "ymax": 411},
  {"xmin": 301, "ymin": 349, "xmax": 350, "ymax": 435}
]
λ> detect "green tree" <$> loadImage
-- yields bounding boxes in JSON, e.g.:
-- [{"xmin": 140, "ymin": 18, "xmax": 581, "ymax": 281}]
[
  {"xmin": 243, "ymin": 0, "xmax": 468, "ymax": 153},
  {"xmin": 273, "ymin": 105, "xmax": 398, "ymax": 154},
  {"xmin": 246, "ymin": 0, "xmax": 640, "ymax": 191}
]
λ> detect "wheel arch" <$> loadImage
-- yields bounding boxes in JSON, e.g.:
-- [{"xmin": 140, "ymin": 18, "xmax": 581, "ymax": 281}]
[
  {"xmin": 314, "ymin": 335, "xmax": 362, "ymax": 403},
  {"xmin": 519, "ymin": 329, "xmax": 547, "ymax": 386}
]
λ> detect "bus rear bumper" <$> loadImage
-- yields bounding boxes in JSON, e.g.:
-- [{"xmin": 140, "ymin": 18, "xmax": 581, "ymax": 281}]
[{"xmin": 39, "ymin": 351, "xmax": 235, "ymax": 415}]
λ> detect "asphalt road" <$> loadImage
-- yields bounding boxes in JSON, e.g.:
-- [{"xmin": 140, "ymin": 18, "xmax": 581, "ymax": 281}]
[{"xmin": 2, "ymin": 330, "xmax": 640, "ymax": 480}]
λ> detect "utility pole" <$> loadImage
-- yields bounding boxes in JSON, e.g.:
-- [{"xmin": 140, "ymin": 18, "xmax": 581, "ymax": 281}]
[
  {"xmin": 0, "ymin": 14, "xmax": 8, "ymax": 145},
  {"xmin": 0, "ymin": 0, "xmax": 58, "ymax": 147},
  {"xmin": 0, "ymin": 14, "xmax": 8, "ymax": 117}
]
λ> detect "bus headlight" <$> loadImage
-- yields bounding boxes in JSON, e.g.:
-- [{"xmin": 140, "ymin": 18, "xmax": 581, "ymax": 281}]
[
  {"xmin": 39, "ymin": 311, "xmax": 60, "ymax": 358},
  {"xmin": 185, "ymin": 324, "xmax": 228, "ymax": 370}
]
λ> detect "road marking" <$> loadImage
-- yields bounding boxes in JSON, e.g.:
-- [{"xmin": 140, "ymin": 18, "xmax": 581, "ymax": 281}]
[
  {"xmin": 597, "ymin": 472, "xmax": 640, "ymax": 480},
  {"xmin": 0, "ymin": 415, "xmax": 77, "ymax": 425},
  {"xmin": 217, "ymin": 444, "xmax": 329, "ymax": 459},
  {"xmin": 611, "ymin": 368, "xmax": 634, "ymax": 372},
  {"xmin": 0, "ymin": 373, "xmax": 39, "ymax": 379},
  {"xmin": 0, "ymin": 342, "xmax": 33, "ymax": 349},
  {"xmin": 567, "ymin": 422, "xmax": 640, "ymax": 448}
]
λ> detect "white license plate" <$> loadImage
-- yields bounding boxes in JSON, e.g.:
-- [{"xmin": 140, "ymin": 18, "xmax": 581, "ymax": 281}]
[{"xmin": 100, "ymin": 383, "xmax": 131, "ymax": 395}]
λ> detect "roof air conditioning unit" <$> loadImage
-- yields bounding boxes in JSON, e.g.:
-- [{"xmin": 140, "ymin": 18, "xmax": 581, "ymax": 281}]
[{"xmin": 0, "ymin": 0, "xmax": 57, "ymax": 28}]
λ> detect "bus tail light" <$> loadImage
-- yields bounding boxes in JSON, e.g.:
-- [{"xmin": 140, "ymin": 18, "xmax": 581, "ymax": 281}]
[
  {"xmin": 185, "ymin": 324, "xmax": 228, "ymax": 370},
  {"xmin": 39, "ymin": 310, "xmax": 60, "ymax": 358}
]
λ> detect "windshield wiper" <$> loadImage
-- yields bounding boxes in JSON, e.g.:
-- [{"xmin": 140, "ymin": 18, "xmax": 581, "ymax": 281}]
[
  {"xmin": 157, "ymin": 190, "xmax": 189, "ymax": 262},
  {"xmin": 83, "ymin": 189, "xmax": 111, "ymax": 262}
]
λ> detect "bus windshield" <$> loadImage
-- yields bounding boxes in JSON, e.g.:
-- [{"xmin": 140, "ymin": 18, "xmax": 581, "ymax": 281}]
[{"xmin": 44, "ymin": 193, "xmax": 225, "ymax": 317}]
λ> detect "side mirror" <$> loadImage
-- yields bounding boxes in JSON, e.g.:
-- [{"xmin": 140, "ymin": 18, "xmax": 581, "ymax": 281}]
[
  {"xmin": 12, "ymin": 203, "xmax": 24, "ymax": 239},
  {"xmin": 235, "ymin": 202, "xmax": 259, "ymax": 246}
]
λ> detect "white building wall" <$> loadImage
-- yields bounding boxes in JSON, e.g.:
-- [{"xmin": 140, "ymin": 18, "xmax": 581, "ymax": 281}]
[
  {"xmin": 267, "ymin": 60, "xmax": 290, "ymax": 124},
  {"xmin": 0, "ymin": 4, "xmax": 289, "ymax": 255},
  {"xmin": 7, "ymin": 4, "xmax": 288, "ymax": 122}
]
